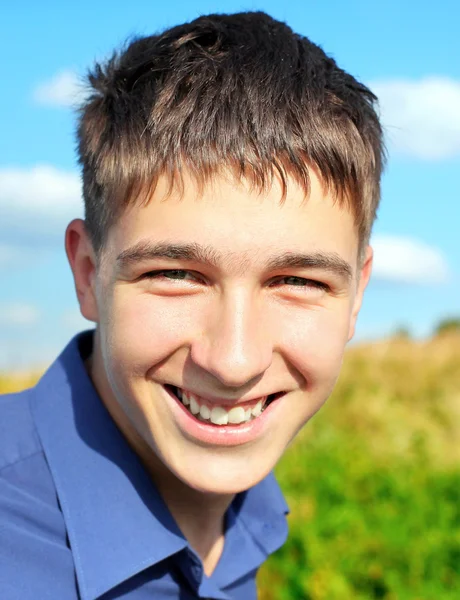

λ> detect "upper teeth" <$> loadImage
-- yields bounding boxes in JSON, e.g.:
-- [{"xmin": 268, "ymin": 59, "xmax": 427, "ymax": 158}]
[{"xmin": 176, "ymin": 388, "xmax": 266, "ymax": 425}]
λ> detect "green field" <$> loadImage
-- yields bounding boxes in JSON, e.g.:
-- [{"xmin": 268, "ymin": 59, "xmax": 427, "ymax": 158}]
[
  {"xmin": 258, "ymin": 334, "xmax": 460, "ymax": 599},
  {"xmin": 2, "ymin": 334, "xmax": 459, "ymax": 599}
]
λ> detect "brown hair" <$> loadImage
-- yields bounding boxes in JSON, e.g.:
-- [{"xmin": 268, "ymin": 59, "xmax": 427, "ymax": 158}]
[{"xmin": 77, "ymin": 11, "xmax": 385, "ymax": 255}]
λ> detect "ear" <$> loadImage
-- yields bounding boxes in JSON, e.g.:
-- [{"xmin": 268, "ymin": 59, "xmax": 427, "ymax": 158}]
[
  {"xmin": 348, "ymin": 245, "xmax": 373, "ymax": 341},
  {"xmin": 65, "ymin": 219, "xmax": 99, "ymax": 323}
]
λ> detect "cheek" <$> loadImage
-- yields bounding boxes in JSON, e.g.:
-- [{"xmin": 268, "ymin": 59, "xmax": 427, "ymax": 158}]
[
  {"xmin": 102, "ymin": 290, "xmax": 205, "ymax": 374},
  {"xmin": 278, "ymin": 304, "xmax": 351, "ymax": 388}
]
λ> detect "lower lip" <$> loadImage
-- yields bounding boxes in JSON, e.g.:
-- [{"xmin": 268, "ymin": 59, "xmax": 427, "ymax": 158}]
[{"xmin": 163, "ymin": 387, "xmax": 283, "ymax": 447}]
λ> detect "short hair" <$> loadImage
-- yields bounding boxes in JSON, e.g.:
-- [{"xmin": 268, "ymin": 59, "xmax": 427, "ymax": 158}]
[{"xmin": 77, "ymin": 11, "xmax": 385, "ymax": 256}]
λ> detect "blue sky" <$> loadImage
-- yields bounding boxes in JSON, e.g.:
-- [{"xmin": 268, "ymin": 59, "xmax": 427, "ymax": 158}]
[{"xmin": 1, "ymin": 0, "xmax": 459, "ymax": 369}]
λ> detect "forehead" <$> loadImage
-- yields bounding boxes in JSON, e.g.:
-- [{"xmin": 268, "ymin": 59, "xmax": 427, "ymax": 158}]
[{"xmin": 105, "ymin": 170, "xmax": 360, "ymax": 269}]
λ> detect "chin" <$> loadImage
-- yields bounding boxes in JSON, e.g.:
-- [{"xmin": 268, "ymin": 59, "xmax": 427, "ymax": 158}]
[
  {"xmin": 178, "ymin": 470, "xmax": 269, "ymax": 496},
  {"xmin": 167, "ymin": 446, "xmax": 281, "ymax": 496}
]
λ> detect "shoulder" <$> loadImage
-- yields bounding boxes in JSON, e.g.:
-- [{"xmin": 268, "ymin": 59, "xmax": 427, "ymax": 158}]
[
  {"xmin": 0, "ymin": 390, "xmax": 77, "ymax": 600},
  {"xmin": 0, "ymin": 389, "xmax": 41, "ymax": 472}
]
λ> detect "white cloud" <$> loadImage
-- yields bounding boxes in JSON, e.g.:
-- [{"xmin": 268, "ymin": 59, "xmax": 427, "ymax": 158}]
[
  {"xmin": 371, "ymin": 234, "xmax": 451, "ymax": 284},
  {"xmin": 0, "ymin": 164, "xmax": 81, "ymax": 214},
  {"xmin": 0, "ymin": 164, "xmax": 83, "ymax": 239},
  {"xmin": 0, "ymin": 303, "xmax": 40, "ymax": 327},
  {"xmin": 33, "ymin": 70, "xmax": 87, "ymax": 108},
  {"xmin": 370, "ymin": 77, "xmax": 460, "ymax": 160}
]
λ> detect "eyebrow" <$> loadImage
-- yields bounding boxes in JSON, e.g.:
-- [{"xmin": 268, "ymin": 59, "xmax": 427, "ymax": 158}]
[
  {"xmin": 117, "ymin": 242, "xmax": 221, "ymax": 268},
  {"xmin": 265, "ymin": 252, "xmax": 353, "ymax": 281},
  {"xmin": 116, "ymin": 241, "xmax": 353, "ymax": 282}
]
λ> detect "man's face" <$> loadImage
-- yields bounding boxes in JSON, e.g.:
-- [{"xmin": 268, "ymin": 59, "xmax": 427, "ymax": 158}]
[{"xmin": 70, "ymin": 170, "xmax": 371, "ymax": 494}]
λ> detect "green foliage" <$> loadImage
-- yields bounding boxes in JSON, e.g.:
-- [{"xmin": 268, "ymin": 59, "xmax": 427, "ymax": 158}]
[
  {"xmin": 258, "ymin": 335, "xmax": 460, "ymax": 599},
  {"xmin": 260, "ymin": 436, "xmax": 460, "ymax": 599},
  {"xmin": 435, "ymin": 317, "xmax": 460, "ymax": 336},
  {"xmin": 393, "ymin": 325, "xmax": 411, "ymax": 339}
]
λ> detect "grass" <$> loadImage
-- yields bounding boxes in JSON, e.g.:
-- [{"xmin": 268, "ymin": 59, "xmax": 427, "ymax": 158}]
[{"xmin": 1, "ymin": 333, "xmax": 459, "ymax": 598}]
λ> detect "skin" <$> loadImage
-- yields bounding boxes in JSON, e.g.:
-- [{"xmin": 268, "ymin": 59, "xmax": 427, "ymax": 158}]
[{"xmin": 66, "ymin": 168, "xmax": 372, "ymax": 574}]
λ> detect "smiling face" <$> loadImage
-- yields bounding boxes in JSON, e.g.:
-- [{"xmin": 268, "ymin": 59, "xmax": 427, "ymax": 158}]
[{"xmin": 67, "ymin": 169, "xmax": 372, "ymax": 495}]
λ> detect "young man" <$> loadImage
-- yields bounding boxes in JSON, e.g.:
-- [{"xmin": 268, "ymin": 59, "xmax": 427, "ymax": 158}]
[{"xmin": 0, "ymin": 11, "xmax": 384, "ymax": 600}]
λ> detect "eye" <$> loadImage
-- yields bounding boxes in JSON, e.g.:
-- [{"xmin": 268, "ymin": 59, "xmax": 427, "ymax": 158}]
[
  {"xmin": 270, "ymin": 276, "xmax": 329, "ymax": 291},
  {"xmin": 142, "ymin": 269, "xmax": 200, "ymax": 282}
]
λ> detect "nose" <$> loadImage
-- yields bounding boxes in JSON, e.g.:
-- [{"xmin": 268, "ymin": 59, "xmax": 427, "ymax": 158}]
[{"xmin": 190, "ymin": 289, "xmax": 273, "ymax": 388}]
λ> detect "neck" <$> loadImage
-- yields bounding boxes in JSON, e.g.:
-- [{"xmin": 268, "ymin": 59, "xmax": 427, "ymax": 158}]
[{"xmin": 151, "ymin": 466, "xmax": 233, "ymax": 575}]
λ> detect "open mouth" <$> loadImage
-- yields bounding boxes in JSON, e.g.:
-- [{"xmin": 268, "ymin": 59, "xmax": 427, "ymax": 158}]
[{"xmin": 166, "ymin": 385, "xmax": 283, "ymax": 426}]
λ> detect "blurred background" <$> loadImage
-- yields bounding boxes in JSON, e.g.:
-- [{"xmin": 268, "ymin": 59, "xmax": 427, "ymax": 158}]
[{"xmin": 1, "ymin": 1, "xmax": 459, "ymax": 598}]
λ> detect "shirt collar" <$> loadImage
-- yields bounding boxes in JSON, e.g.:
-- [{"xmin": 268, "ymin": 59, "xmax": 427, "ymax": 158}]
[
  {"xmin": 31, "ymin": 331, "xmax": 187, "ymax": 600},
  {"xmin": 209, "ymin": 475, "xmax": 289, "ymax": 594},
  {"xmin": 31, "ymin": 331, "xmax": 288, "ymax": 599}
]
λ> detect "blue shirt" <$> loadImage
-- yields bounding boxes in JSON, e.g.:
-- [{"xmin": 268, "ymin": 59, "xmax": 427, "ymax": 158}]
[{"xmin": 0, "ymin": 331, "xmax": 288, "ymax": 599}]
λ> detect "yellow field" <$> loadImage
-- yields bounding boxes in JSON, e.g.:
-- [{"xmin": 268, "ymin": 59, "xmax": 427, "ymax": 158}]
[{"xmin": 324, "ymin": 332, "xmax": 460, "ymax": 467}]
